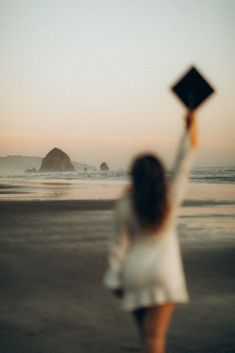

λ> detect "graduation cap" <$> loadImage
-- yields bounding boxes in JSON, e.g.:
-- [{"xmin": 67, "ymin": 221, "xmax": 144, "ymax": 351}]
[{"xmin": 172, "ymin": 66, "xmax": 215, "ymax": 111}]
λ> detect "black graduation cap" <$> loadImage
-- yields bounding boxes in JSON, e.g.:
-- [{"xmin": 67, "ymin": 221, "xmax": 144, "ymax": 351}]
[{"xmin": 172, "ymin": 66, "xmax": 215, "ymax": 110}]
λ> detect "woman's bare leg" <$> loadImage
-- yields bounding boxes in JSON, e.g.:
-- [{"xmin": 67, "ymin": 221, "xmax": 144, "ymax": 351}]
[{"xmin": 144, "ymin": 303, "xmax": 175, "ymax": 353}]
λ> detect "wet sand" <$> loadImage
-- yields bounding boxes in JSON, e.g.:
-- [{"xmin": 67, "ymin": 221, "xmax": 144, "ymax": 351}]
[{"xmin": 0, "ymin": 200, "xmax": 234, "ymax": 353}]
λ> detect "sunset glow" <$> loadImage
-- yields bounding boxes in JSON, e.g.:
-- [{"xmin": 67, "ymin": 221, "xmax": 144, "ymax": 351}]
[{"xmin": 1, "ymin": 0, "xmax": 234, "ymax": 168}]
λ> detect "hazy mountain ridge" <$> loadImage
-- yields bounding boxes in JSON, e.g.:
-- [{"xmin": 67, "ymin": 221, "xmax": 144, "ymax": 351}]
[{"xmin": 0, "ymin": 155, "xmax": 96, "ymax": 174}]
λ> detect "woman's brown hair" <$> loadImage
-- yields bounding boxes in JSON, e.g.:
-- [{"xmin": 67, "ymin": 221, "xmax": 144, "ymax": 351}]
[{"xmin": 130, "ymin": 154, "xmax": 168, "ymax": 231}]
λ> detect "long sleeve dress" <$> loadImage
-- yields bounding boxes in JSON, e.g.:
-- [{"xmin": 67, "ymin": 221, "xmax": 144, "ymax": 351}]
[{"xmin": 104, "ymin": 130, "xmax": 193, "ymax": 312}]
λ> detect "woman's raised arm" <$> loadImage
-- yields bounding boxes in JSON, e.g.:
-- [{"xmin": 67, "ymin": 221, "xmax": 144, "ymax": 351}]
[{"xmin": 170, "ymin": 112, "xmax": 197, "ymax": 210}]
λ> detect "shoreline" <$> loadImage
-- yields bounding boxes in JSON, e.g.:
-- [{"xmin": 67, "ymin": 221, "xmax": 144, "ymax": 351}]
[
  {"xmin": 0, "ymin": 197, "xmax": 234, "ymax": 210},
  {"xmin": 0, "ymin": 199, "xmax": 116, "ymax": 212}
]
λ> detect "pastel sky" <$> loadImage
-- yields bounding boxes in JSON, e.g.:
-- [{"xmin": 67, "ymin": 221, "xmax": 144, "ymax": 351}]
[{"xmin": 1, "ymin": 0, "xmax": 234, "ymax": 169}]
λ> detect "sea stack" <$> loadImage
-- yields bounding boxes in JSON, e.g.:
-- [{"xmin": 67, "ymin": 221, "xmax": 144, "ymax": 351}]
[
  {"xmin": 39, "ymin": 148, "xmax": 75, "ymax": 172},
  {"xmin": 25, "ymin": 167, "xmax": 37, "ymax": 173},
  {"xmin": 100, "ymin": 162, "xmax": 109, "ymax": 171}
]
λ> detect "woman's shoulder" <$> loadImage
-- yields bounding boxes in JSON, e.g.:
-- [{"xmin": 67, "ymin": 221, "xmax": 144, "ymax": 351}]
[{"xmin": 115, "ymin": 193, "xmax": 138, "ymax": 228}]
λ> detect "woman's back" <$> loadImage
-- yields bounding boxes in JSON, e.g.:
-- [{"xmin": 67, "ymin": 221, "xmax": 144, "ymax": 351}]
[
  {"xmin": 104, "ymin": 126, "xmax": 194, "ymax": 311},
  {"xmin": 114, "ymin": 188, "xmax": 188, "ymax": 311}
]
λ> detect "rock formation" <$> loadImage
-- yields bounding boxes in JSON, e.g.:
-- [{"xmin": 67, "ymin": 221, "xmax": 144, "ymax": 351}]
[
  {"xmin": 100, "ymin": 162, "xmax": 109, "ymax": 171},
  {"xmin": 25, "ymin": 167, "xmax": 37, "ymax": 173},
  {"xmin": 39, "ymin": 148, "xmax": 75, "ymax": 172}
]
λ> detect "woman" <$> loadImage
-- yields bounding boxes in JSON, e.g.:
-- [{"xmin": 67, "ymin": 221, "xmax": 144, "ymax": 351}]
[{"xmin": 104, "ymin": 112, "xmax": 197, "ymax": 353}]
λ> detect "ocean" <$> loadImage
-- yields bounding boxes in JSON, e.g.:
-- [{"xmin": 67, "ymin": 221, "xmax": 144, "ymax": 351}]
[{"xmin": 0, "ymin": 166, "xmax": 234, "ymax": 201}]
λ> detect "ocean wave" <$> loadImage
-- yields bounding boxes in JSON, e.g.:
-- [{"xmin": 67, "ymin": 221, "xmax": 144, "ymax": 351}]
[
  {"xmin": 0, "ymin": 166, "xmax": 234, "ymax": 184},
  {"xmin": 183, "ymin": 199, "xmax": 235, "ymax": 207},
  {"xmin": 190, "ymin": 167, "xmax": 235, "ymax": 184},
  {"xmin": 0, "ymin": 170, "xmax": 129, "ymax": 180}
]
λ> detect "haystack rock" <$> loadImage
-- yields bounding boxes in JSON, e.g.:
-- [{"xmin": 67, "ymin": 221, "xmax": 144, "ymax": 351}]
[
  {"xmin": 39, "ymin": 148, "xmax": 75, "ymax": 172},
  {"xmin": 100, "ymin": 162, "xmax": 109, "ymax": 171}
]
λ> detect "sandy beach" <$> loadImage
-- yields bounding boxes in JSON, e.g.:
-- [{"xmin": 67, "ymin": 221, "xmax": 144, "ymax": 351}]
[{"xmin": 0, "ymin": 199, "xmax": 234, "ymax": 353}]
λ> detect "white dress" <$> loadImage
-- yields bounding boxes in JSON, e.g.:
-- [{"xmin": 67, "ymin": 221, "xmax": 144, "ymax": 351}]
[{"xmin": 104, "ymin": 131, "xmax": 193, "ymax": 311}]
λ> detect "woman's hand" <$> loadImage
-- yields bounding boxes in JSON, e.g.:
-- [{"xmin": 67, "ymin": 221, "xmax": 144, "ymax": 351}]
[
  {"xmin": 186, "ymin": 111, "xmax": 197, "ymax": 148},
  {"xmin": 186, "ymin": 111, "xmax": 195, "ymax": 130}
]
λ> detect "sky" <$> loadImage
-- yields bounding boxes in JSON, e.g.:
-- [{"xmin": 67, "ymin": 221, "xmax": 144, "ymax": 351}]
[{"xmin": 0, "ymin": 0, "xmax": 234, "ymax": 169}]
